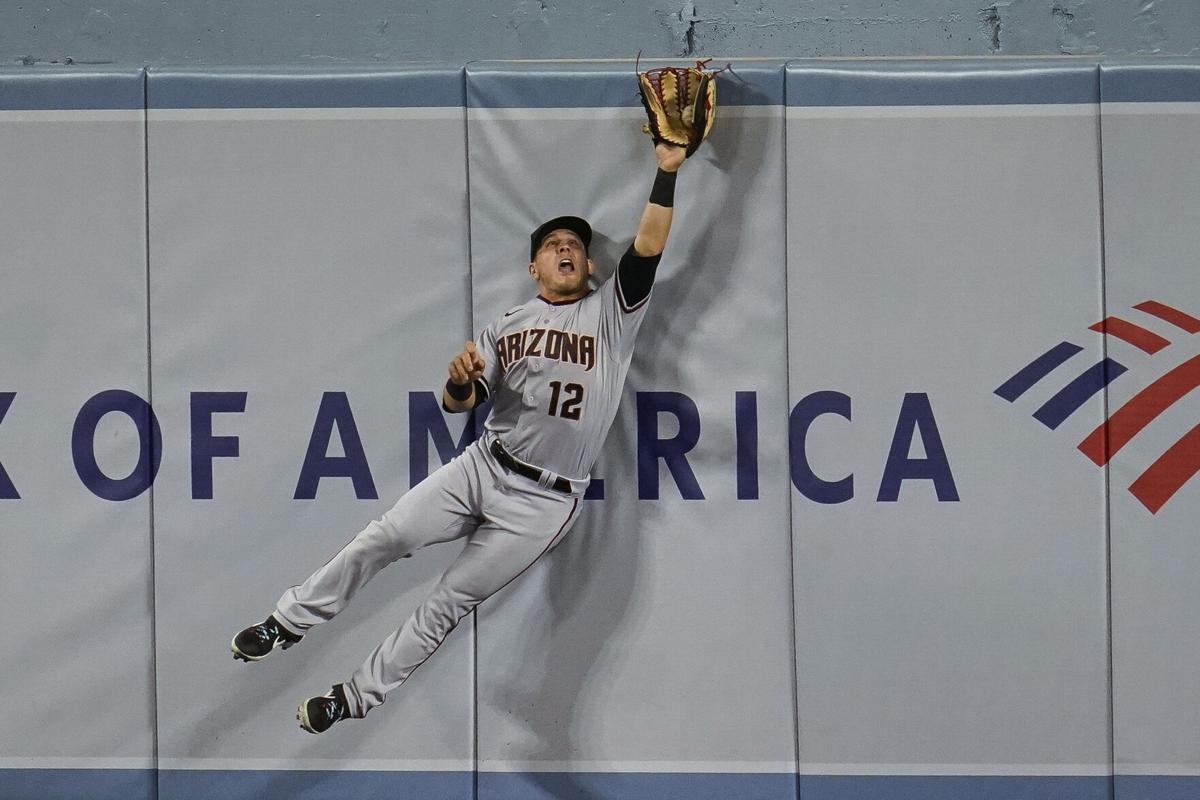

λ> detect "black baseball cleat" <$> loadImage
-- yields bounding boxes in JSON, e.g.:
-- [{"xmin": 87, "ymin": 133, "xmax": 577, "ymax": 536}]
[
  {"xmin": 297, "ymin": 684, "xmax": 351, "ymax": 734},
  {"xmin": 231, "ymin": 614, "xmax": 303, "ymax": 662}
]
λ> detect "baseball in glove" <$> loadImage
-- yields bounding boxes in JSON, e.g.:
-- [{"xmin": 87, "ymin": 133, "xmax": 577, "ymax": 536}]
[{"xmin": 637, "ymin": 58, "xmax": 718, "ymax": 158}]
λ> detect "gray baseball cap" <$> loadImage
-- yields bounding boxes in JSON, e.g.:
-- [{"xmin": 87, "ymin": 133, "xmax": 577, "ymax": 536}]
[{"xmin": 529, "ymin": 215, "xmax": 592, "ymax": 261}]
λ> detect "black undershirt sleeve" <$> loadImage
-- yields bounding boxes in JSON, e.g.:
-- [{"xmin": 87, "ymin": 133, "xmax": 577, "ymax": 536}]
[{"xmin": 615, "ymin": 244, "xmax": 663, "ymax": 310}]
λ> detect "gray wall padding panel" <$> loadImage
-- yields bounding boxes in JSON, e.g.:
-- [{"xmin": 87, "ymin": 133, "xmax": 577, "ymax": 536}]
[
  {"xmin": 146, "ymin": 67, "xmax": 473, "ymax": 800},
  {"xmin": 1101, "ymin": 63, "xmax": 1200, "ymax": 800},
  {"xmin": 0, "ymin": 68, "xmax": 156, "ymax": 800},
  {"xmin": 785, "ymin": 61, "xmax": 1111, "ymax": 791},
  {"xmin": 466, "ymin": 61, "xmax": 797, "ymax": 800}
]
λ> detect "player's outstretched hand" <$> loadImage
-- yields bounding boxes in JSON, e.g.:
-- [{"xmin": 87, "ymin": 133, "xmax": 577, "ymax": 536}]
[
  {"xmin": 655, "ymin": 142, "xmax": 686, "ymax": 173},
  {"xmin": 448, "ymin": 341, "xmax": 485, "ymax": 385}
]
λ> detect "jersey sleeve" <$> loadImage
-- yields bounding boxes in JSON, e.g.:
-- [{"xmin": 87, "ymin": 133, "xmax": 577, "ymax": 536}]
[{"xmin": 598, "ymin": 244, "xmax": 663, "ymax": 354}]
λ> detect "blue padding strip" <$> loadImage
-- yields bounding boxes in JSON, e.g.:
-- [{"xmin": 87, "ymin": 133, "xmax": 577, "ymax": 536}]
[
  {"xmin": 158, "ymin": 769, "xmax": 473, "ymax": 800},
  {"xmin": 467, "ymin": 62, "xmax": 784, "ymax": 107},
  {"xmin": 0, "ymin": 769, "xmax": 156, "ymax": 800},
  {"xmin": 799, "ymin": 775, "xmax": 1112, "ymax": 800},
  {"xmin": 478, "ymin": 771, "xmax": 798, "ymax": 800},
  {"xmin": 1115, "ymin": 775, "xmax": 1200, "ymax": 800},
  {"xmin": 6, "ymin": 769, "xmax": 1178, "ymax": 799},
  {"xmin": 147, "ymin": 67, "xmax": 464, "ymax": 108},
  {"xmin": 1102, "ymin": 63, "xmax": 1200, "ymax": 103},
  {"xmin": 785, "ymin": 61, "xmax": 1099, "ymax": 106},
  {"xmin": 469, "ymin": 68, "xmax": 641, "ymax": 108},
  {"xmin": 0, "ymin": 69, "xmax": 145, "ymax": 110}
]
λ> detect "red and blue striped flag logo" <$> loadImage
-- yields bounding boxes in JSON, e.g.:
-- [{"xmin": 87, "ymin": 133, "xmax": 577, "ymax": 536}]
[{"xmin": 995, "ymin": 301, "xmax": 1200, "ymax": 514}]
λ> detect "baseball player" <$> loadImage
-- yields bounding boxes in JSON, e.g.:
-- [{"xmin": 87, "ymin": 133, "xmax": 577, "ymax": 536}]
[{"xmin": 232, "ymin": 141, "xmax": 689, "ymax": 734}]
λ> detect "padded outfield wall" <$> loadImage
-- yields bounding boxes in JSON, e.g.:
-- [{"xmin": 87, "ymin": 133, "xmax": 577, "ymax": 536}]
[{"xmin": 0, "ymin": 59, "xmax": 1198, "ymax": 800}]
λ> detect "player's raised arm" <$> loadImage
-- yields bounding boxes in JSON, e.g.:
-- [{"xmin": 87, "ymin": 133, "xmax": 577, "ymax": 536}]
[
  {"xmin": 443, "ymin": 341, "xmax": 485, "ymax": 413},
  {"xmin": 632, "ymin": 143, "xmax": 686, "ymax": 258},
  {"xmin": 612, "ymin": 143, "xmax": 688, "ymax": 314}
]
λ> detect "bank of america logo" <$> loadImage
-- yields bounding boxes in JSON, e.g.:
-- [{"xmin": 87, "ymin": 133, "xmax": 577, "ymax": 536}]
[{"xmin": 995, "ymin": 301, "xmax": 1200, "ymax": 514}]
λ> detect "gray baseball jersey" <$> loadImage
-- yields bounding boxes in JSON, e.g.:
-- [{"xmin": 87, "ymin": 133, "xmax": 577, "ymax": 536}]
[{"xmin": 474, "ymin": 246, "xmax": 660, "ymax": 482}]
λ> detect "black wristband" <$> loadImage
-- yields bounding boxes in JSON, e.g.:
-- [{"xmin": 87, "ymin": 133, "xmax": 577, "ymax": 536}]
[
  {"xmin": 445, "ymin": 379, "xmax": 473, "ymax": 402},
  {"xmin": 649, "ymin": 168, "xmax": 677, "ymax": 208}
]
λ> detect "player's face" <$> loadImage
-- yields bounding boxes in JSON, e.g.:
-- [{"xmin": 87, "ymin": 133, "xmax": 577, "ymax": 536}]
[{"xmin": 529, "ymin": 229, "xmax": 594, "ymax": 301}]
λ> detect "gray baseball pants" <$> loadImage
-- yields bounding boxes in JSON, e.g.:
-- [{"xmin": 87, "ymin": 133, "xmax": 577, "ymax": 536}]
[{"xmin": 274, "ymin": 436, "xmax": 584, "ymax": 717}]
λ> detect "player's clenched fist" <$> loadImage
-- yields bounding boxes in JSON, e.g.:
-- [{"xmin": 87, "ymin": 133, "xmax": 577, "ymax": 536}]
[{"xmin": 448, "ymin": 341, "xmax": 485, "ymax": 385}]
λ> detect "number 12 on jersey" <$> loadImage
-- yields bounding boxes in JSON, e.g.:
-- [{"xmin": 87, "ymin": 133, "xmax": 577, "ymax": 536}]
[{"xmin": 548, "ymin": 381, "xmax": 583, "ymax": 420}]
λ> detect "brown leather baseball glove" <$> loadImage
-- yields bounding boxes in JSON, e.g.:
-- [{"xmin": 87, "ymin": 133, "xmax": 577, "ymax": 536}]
[{"xmin": 637, "ymin": 59, "xmax": 718, "ymax": 158}]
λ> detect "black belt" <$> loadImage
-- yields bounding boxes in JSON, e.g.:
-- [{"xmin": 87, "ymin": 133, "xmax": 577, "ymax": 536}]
[{"xmin": 490, "ymin": 440, "xmax": 573, "ymax": 494}]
